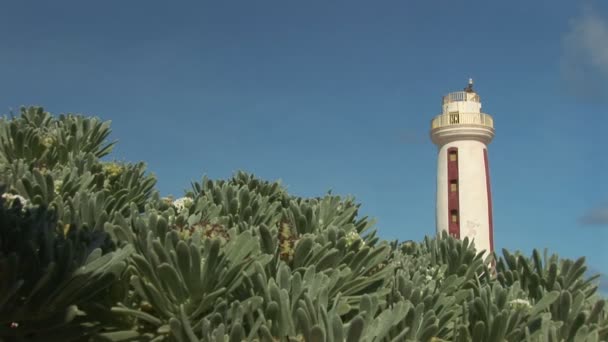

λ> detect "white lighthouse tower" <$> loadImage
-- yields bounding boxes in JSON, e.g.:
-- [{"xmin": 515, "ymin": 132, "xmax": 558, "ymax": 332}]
[{"xmin": 430, "ymin": 79, "xmax": 495, "ymax": 257}]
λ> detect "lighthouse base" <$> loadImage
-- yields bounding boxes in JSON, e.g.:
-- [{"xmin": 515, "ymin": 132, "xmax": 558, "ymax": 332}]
[{"xmin": 435, "ymin": 139, "xmax": 494, "ymax": 257}]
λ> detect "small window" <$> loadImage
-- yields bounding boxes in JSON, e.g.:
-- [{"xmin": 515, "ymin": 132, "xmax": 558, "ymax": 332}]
[
  {"xmin": 449, "ymin": 151, "xmax": 458, "ymax": 162},
  {"xmin": 450, "ymin": 180, "xmax": 458, "ymax": 192},
  {"xmin": 449, "ymin": 112, "xmax": 460, "ymax": 124},
  {"xmin": 451, "ymin": 210, "xmax": 459, "ymax": 223}
]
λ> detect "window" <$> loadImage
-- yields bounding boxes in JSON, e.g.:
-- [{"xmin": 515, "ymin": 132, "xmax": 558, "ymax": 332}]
[
  {"xmin": 451, "ymin": 210, "xmax": 459, "ymax": 223},
  {"xmin": 449, "ymin": 151, "xmax": 458, "ymax": 162},
  {"xmin": 450, "ymin": 180, "xmax": 458, "ymax": 192},
  {"xmin": 449, "ymin": 112, "xmax": 460, "ymax": 124}
]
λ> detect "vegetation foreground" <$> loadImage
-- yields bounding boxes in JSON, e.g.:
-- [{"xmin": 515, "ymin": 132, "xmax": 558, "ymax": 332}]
[{"xmin": 0, "ymin": 107, "xmax": 606, "ymax": 341}]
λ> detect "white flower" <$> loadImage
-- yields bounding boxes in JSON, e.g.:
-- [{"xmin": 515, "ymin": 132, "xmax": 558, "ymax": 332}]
[
  {"xmin": 509, "ymin": 299, "xmax": 532, "ymax": 309},
  {"xmin": 2, "ymin": 193, "xmax": 29, "ymax": 210},
  {"xmin": 345, "ymin": 230, "xmax": 365, "ymax": 248},
  {"xmin": 172, "ymin": 197, "xmax": 193, "ymax": 214},
  {"xmin": 2, "ymin": 193, "xmax": 27, "ymax": 204},
  {"xmin": 426, "ymin": 275, "xmax": 433, "ymax": 281}
]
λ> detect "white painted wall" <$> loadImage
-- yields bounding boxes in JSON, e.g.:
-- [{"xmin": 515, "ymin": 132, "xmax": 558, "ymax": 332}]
[
  {"xmin": 436, "ymin": 146, "xmax": 449, "ymax": 237},
  {"xmin": 435, "ymin": 140, "xmax": 492, "ymax": 256},
  {"xmin": 443, "ymin": 100, "xmax": 481, "ymax": 114}
]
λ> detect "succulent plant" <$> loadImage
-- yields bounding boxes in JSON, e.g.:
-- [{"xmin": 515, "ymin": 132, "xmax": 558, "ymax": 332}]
[{"xmin": 0, "ymin": 186, "xmax": 131, "ymax": 341}]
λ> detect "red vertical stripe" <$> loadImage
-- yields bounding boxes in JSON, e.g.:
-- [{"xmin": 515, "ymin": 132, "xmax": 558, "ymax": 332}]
[
  {"xmin": 447, "ymin": 147, "xmax": 459, "ymax": 238},
  {"xmin": 483, "ymin": 149, "xmax": 494, "ymax": 252}
]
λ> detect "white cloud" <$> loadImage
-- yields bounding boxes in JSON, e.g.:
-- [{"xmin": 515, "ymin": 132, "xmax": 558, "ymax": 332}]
[
  {"xmin": 580, "ymin": 205, "xmax": 608, "ymax": 226},
  {"xmin": 560, "ymin": 6, "xmax": 608, "ymax": 101}
]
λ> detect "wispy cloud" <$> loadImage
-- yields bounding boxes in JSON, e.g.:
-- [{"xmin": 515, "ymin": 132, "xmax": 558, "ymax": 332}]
[
  {"xmin": 397, "ymin": 129, "xmax": 427, "ymax": 145},
  {"xmin": 580, "ymin": 205, "xmax": 608, "ymax": 226},
  {"xmin": 560, "ymin": 5, "xmax": 608, "ymax": 102}
]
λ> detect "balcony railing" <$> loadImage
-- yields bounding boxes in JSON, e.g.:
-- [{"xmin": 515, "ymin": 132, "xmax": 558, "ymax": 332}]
[
  {"xmin": 431, "ymin": 112, "xmax": 494, "ymax": 129},
  {"xmin": 442, "ymin": 91, "xmax": 480, "ymax": 104}
]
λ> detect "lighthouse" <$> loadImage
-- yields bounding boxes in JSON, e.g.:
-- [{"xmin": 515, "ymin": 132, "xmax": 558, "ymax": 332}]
[{"xmin": 430, "ymin": 79, "xmax": 495, "ymax": 257}]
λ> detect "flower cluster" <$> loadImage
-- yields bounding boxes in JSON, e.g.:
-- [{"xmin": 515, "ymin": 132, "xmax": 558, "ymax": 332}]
[
  {"xmin": 172, "ymin": 218, "xmax": 230, "ymax": 244},
  {"xmin": 345, "ymin": 230, "xmax": 365, "ymax": 249},
  {"xmin": 54, "ymin": 180, "xmax": 63, "ymax": 194},
  {"xmin": 509, "ymin": 298, "xmax": 532, "ymax": 310},
  {"xmin": 278, "ymin": 220, "xmax": 297, "ymax": 262},
  {"xmin": 425, "ymin": 266, "xmax": 445, "ymax": 282},
  {"xmin": 102, "ymin": 162, "xmax": 124, "ymax": 179},
  {"xmin": 41, "ymin": 134, "xmax": 55, "ymax": 148},
  {"xmin": 1, "ymin": 192, "xmax": 29, "ymax": 209},
  {"xmin": 202, "ymin": 222, "xmax": 229, "ymax": 244},
  {"xmin": 172, "ymin": 197, "xmax": 193, "ymax": 215}
]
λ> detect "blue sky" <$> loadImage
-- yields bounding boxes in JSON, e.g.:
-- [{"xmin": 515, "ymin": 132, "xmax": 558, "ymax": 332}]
[{"xmin": 1, "ymin": 1, "xmax": 607, "ymax": 291}]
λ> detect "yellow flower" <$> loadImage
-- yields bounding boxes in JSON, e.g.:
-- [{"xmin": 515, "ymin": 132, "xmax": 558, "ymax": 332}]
[
  {"xmin": 345, "ymin": 230, "xmax": 365, "ymax": 248},
  {"xmin": 41, "ymin": 135, "xmax": 54, "ymax": 148},
  {"xmin": 54, "ymin": 180, "xmax": 63, "ymax": 194},
  {"xmin": 280, "ymin": 240, "xmax": 295, "ymax": 261},
  {"xmin": 63, "ymin": 223, "xmax": 71, "ymax": 235},
  {"xmin": 103, "ymin": 162, "xmax": 124, "ymax": 178},
  {"xmin": 509, "ymin": 298, "xmax": 532, "ymax": 310}
]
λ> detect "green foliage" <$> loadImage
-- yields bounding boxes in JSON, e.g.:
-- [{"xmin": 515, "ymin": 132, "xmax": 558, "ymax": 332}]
[
  {"xmin": 0, "ymin": 107, "xmax": 606, "ymax": 341},
  {"xmin": 0, "ymin": 107, "xmax": 114, "ymax": 171},
  {"xmin": 0, "ymin": 186, "xmax": 131, "ymax": 341}
]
